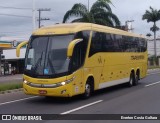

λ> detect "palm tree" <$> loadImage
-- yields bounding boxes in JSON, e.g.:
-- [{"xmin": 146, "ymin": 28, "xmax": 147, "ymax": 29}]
[
  {"xmin": 150, "ymin": 25, "xmax": 159, "ymax": 33},
  {"xmin": 146, "ymin": 33, "xmax": 152, "ymax": 37},
  {"xmin": 142, "ymin": 6, "xmax": 160, "ymax": 58},
  {"xmin": 63, "ymin": 0, "xmax": 120, "ymax": 27}
]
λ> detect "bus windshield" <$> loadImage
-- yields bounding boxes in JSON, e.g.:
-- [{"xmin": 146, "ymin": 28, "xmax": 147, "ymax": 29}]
[{"xmin": 25, "ymin": 34, "xmax": 74, "ymax": 77}]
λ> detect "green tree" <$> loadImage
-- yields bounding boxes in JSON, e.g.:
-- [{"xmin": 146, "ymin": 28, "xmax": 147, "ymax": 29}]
[
  {"xmin": 146, "ymin": 33, "xmax": 152, "ymax": 37},
  {"xmin": 142, "ymin": 6, "xmax": 160, "ymax": 58},
  {"xmin": 63, "ymin": 0, "xmax": 120, "ymax": 27},
  {"xmin": 150, "ymin": 25, "xmax": 159, "ymax": 33}
]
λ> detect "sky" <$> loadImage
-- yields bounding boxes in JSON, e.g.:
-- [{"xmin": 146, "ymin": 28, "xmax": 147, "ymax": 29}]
[{"xmin": 0, "ymin": 0, "xmax": 160, "ymax": 41}]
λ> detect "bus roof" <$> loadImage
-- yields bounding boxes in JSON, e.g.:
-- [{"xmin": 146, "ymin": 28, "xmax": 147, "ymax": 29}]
[{"xmin": 32, "ymin": 23, "xmax": 146, "ymax": 38}]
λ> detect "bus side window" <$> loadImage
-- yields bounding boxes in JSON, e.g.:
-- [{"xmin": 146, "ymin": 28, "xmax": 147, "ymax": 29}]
[
  {"xmin": 136, "ymin": 38, "xmax": 141, "ymax": 52},
  {"xmin": 89, "ymin": 32, "xmax": 103, "ymax": 57},
  {"xmin": 134, "ymin": 37, "xmax": 138, "ymax": 52},
  {"xmin": 139, "ymin": 38, "xmax": 147, "ymax": 52},
  {"xmin": 112, "ymin": 34, "xmax": 121, "ymax": 52},
  {"xmin": 130, "ymin": 37, "xmax": 137, "ymax": 52},
  {"xmin": 115, "ymin": 35, "xmax": 123, "ymax": 52},
  {"xmin": 103, "ymin": 33, "xmax": 114, "ymax": 52},
  {"xmin": 122, "ymin": 36, "xmax": 129, "ymax": 52}
]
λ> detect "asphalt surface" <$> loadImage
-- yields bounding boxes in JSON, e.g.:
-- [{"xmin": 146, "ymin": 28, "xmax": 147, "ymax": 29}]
[
  {"xmin": 0, "ymin": 74, "xmax": 23, "ymax": 84},
  {"xmin": 0, "ymin": 70, "xmax": 160, "ymax": 123}
]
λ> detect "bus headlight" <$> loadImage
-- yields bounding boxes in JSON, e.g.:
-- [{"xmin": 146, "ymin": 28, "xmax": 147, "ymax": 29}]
[
  {"xmin": 24, "ymin": 80, "xmax": 27, "ymax": 84},
  {"xmin": 59, "ymin": 76, "xmax": 75, "ymax": 86},
  {"xmin": 61, "ymin": 82, "xmax": 66, "ymax": 86},
  {"xmin": 24, "ymin": 80, "xmax": 30, "ymax": 84}
]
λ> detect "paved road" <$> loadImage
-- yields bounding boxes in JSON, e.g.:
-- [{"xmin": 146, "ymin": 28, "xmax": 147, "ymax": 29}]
[
  {"xmin": 0, "ymin": 74, "xmax": 23, "ymax": 84},
  {"xmin": 0, "ymin": 70, "xmax": 160, "ymax": 123}
]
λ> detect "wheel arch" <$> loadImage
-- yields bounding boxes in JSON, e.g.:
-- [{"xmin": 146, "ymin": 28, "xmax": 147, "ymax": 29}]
[{"xmin": 131, "ymin": 69, "xmax": 135, "ymax": 76}]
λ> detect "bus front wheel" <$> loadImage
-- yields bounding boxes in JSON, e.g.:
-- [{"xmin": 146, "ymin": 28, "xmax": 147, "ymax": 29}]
[{"xmin": 82, "ymin": 81, "xmax": 92, "ymax": 99}]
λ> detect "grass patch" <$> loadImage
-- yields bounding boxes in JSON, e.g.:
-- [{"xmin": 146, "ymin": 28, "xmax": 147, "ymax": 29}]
[
  {"xmin": 148, "ymin": 66, "xmax": 160, "ymax": 69},
  {"xmin": 0, "ymin": 83, "xmax": 22, "ymax": 92}
]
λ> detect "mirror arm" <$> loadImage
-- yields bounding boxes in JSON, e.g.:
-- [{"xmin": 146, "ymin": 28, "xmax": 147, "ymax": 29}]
[
  {"xmin": 67, "ymin": 39, "xmax": 83, "ymax": 57},
  {"xmin": 16, "ymin": 41, "xmax": 28, "ymax": 57}
]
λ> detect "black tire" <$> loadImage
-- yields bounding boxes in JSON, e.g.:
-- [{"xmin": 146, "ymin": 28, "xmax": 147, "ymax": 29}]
[
  {"xmin": 45, "ymin": 96, "xmax": 52, "ymax": 100},
  {"xmin": 128, "ymin": 72, "xmax": 134, "ymax": 87},
  {"xmin": 82, "ymin": 81, "xmax": 92, "ymax": 99},
  {"xmin": 133, "ymin": 74, "xmax": 139, "ymax": 86}
]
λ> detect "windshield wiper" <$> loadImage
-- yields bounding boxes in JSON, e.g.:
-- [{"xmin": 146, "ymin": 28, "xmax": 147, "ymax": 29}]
[
  {"xmin": 34, "ymin": 52, "xmax": 44, "ymax": 73},
  {"xmin": 48, "ymin": 54, "xmax": 56, "ymax": 74}
]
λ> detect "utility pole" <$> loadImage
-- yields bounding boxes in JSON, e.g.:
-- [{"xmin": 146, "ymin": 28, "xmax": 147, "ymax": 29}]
[
  {"xmin": 88, "ymin": 0, "xmax": 90, "ymax": 11},
  {"xmin": 37, "ymin": 8, "xmax": 51, "ymax": 28},
  {"xmin": 0, "ymin": 50, "xmax": 1, "ymax": 76},
  {"xmin": 125, "ymin": 20, "xmax": 134, "ymax": 32},
  {"xmin": 32, "ymin": 0, "xmax": 36, "ymax": 31}
]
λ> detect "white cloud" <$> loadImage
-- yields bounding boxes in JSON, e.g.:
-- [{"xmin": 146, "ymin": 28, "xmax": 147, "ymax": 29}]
[{"xmin": 0, "ymin": 0, "xmax": 160, "ymax": 40}]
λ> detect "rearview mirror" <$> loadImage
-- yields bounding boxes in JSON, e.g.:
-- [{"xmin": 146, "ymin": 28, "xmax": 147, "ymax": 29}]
[
  {"xmin": 16, "ymin": 41, "xmax": 28, "ymax": 57},
  {"xmin": 67, "ymin": 38, "xmax": 83, "ymax": 57}
]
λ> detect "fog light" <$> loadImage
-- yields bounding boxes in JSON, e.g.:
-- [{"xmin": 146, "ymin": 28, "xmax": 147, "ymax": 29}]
[{"xmin": 61, "ymin": 90, "xmax": 66, "ymax": 94}]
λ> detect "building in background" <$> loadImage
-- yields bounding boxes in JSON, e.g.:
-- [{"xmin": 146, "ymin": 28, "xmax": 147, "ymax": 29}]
[
  {"xmin": 148, "ymin": 38, "xmax": 160, "ymax": 57},
  {"xmin": 2, "ymin": 48, "xmax": 26, "ymax": 75}
]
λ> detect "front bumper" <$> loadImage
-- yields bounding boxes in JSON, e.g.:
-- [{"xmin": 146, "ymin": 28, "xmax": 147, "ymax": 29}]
[{"xmin": 23, "ymin": 82, "xmax": 73, "ymax": 97}]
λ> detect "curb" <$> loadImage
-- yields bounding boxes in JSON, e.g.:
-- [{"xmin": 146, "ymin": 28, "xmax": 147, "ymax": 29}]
[{"xmin": 147, "ymin": 68, "xmax": 160, "ymax": 71}]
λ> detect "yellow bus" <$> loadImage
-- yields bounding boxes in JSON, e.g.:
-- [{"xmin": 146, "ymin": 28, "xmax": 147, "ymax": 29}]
[{"xmin": 16, "ymin": 23, "xmax": 148, "ymax": 98}]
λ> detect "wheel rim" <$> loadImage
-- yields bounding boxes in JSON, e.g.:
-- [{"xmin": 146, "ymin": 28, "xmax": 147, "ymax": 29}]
[
  {"xmin": 130, "ymin": 76, "xmax": 133, "ymax": 85},
  {"xmin": 85, "ymin": 83, "xmax": 91, "ymax": 97}
]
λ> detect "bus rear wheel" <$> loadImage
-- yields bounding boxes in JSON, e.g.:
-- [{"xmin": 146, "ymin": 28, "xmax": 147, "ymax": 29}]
[
  {"xmin": 128, "ymin": 72, "xmax": 134, "ymax": 87},
  {"xmin": 133, "ymin": 74, "xmax": 139, "ymax": 86}
]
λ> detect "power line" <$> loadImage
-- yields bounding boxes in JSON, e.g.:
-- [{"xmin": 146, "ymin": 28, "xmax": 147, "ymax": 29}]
[
  {"xmin": 1, "ymin": 35, "xmax": 30, "ymax": 39},
  {"xmin": 0, "ymin": 32, "xmax": 31, "ymax": 35},
  {"xmin": 0, "ymin": 6, "xmax": 31, "ymax": 10},
  {"xmin": 0, "ymin": 13, "xmax": 32, "ymax": 18},
  {"xmin": 0, "ymin": 31, "xmax": 31, "ymax": 34},
  {"xmin": 0, "ymin": 30, "xmax": 31, "ymax": 33}
]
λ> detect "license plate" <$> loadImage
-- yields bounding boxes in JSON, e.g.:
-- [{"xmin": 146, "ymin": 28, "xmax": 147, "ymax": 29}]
[{"xmin": 39, "ymin": 90, "xmax": 47, "ymax": 94}]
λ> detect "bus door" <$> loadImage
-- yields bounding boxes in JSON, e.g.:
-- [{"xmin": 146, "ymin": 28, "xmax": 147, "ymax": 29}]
[{"xmin": 69, "ymin": 41, "xmax": 85, "ymax": 95}]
